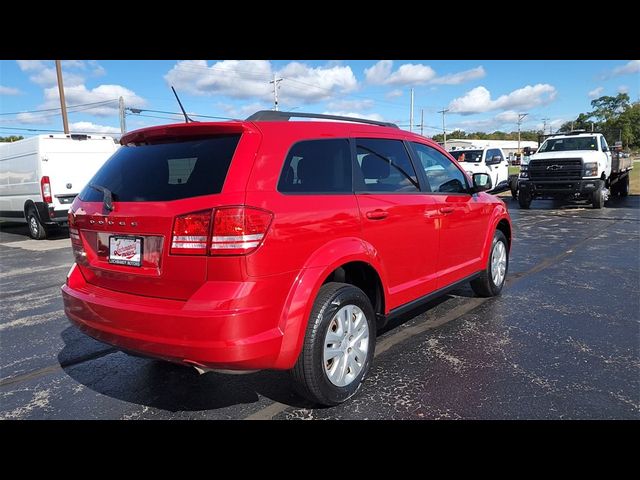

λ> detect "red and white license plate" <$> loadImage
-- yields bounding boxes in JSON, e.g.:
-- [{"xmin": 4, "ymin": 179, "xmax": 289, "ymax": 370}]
[{"xmin": 109, "ymin": 236, "xmax": 143, "ymax": 267}]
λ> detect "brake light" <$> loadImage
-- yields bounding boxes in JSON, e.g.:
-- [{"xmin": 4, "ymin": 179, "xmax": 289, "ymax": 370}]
[
  {"xmin": 41, "ymin": 176, "xmax": 52, "ymax": 203},
  {"xmin": 171, "ymin": 210, "xmax": 212, "ymax": 255},
  {"xmin": 68, "ymin": 212, "xmax": 81, "ymax": 244},
  {"xmin": 210, "ymin": 206, "xmax": 273, "ymax": 255}
]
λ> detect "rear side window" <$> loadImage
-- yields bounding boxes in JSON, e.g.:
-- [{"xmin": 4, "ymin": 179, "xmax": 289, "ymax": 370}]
[
  {"xmin": 79, "ymin": 135, "xmax": 240, "ymax": 202},
  {"xmin": 278, "ymin": 139, "xmax": 351, "ymax": 193},
  {"xmin": 355, "ymin": 138, "xmax": 419, "ymax": 192}
]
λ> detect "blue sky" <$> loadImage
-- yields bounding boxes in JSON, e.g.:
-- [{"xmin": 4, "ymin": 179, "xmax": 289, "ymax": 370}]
[{"xmin": 1, "ymin": 60, "xmax": 638, "ymax": 137}]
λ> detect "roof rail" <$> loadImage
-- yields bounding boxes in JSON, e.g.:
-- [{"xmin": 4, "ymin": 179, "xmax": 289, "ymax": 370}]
[{"xmin": 246, "ymin": 110, "xmax": 399, "ymax": 129}]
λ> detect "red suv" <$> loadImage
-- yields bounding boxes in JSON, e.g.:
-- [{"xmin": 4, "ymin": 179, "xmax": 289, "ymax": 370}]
[{"xmin": 62, "ymin": 111, "xmax": 511, "ymax": 406}]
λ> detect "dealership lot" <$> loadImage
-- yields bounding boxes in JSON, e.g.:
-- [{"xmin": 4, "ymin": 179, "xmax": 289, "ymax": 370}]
[{"xmin": 1, "ymin": 196, "xmax": 638, "ymax": 419}]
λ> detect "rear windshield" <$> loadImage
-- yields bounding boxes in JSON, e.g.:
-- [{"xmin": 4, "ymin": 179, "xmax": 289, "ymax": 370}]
[{"xmin": 79, "ymin": 135, "xmax": 240, "ymax": 202}]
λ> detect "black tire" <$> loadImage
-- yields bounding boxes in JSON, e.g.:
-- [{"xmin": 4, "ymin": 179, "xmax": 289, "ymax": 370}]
[
  {"xmin": 471, "ymin": 230, "xmax": 509, "ymax": 297},
  {"xmin": 26, "ymin": 207, "xmax": 48, "ymax": 240},
  {"xmin": 518, "ymin": 189, "xmax": 532, "ymax": 209},
  {"xmin": 291, "ymin": 282, "xmax": 376, "ymax": 406},
  {"xmin": 620, "ymin": 174, "xmax": 629, "ymax": 197},
  {"xmin": 510, "ymin": 177, "xmax": 518, "ymax": 200},
  {"xmin": 591, "ymin": 187, "xmax": 604, "ymax": 209}
]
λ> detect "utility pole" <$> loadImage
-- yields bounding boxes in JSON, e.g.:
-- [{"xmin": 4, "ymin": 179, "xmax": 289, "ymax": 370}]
[
  {"xmin": 409, "ymin": 88, "xmax": 414, "ymax": 133},
  {"xmin": 517, "ymin": 113, "xmax": 528, "ymax": 158},
  {"xmin": 438, "ymin": 108, "xmax": 449, "ymax": 149},
  {"xmin": 55, "ymin": 60, "xmax": 69, "ymax": 134},
  {"xmin": 420, "ymin": 108, "xmax": 424, "ymax": 136},
  {"xmin": 269, "ymin": 74, "xmax": 283, "ymax": 111},
  {"xmin": 542, "ymin": 117, "xmax": 550, "ymax": 135},
  {"xmin": 118, "ymin": 96, "xmax": 126, "ymax": 134}
]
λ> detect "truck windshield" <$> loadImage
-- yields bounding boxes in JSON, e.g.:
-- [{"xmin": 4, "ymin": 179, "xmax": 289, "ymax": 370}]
[
  {"xmin": 538, "ymin": 137, "xmax": 598, "ymax": 153},
  {"xmin": 449, "ymin": 150, "xmax": 483, "ymax": 163}
]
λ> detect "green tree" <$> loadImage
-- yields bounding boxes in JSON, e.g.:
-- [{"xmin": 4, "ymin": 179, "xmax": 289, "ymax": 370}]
[{"xmin": 0, "ymin": 135, "xmax": 24, "ymax": 142}]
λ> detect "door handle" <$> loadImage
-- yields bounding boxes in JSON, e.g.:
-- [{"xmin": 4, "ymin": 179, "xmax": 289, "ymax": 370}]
[
  {"xmin": 366, "ymin": 210, "xmax": 389, "ymax": 220},
  {"xmin": 439, "ymin": 207, "xmax": 455, "ymax": 214}
]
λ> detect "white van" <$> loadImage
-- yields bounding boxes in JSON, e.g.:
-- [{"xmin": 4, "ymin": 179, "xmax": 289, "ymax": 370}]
[
  {"xmin": 0, "ymin": 134, "xmax": 119, "ymax": 239},
  {"xmin": 448, "ymin": 147, "xmax": 510, "ymax": 193}
]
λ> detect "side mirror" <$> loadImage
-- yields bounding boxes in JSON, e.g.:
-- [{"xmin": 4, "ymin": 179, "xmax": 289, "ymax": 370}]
[
  {"xmin": 472, "ymin": 173, "xmax": 492, "ymax": 192},
  {"xmin": 602, "ymin": 146, "xmax": 609, "ymax": 152}
]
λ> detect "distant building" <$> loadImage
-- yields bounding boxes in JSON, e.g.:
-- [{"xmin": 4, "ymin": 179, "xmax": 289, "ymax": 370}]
[{"xmin": 442, "ymin": 139, "xmax": 539, "ymax": 157}]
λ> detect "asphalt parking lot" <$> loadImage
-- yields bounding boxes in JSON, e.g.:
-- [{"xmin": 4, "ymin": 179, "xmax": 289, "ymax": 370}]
[{"xmin": 1, "ymin": 196, "xmax": 639, "ymax": 420}]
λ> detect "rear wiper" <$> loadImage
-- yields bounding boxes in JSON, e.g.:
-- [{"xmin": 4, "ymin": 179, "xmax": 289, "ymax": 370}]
[{"xmin": 89, "ymin": 183, "xmax": 114, "ymax": 212}]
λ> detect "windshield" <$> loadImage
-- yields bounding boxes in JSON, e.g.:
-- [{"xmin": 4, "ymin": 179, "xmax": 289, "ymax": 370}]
[
  {"xmin": 449, "ymin": 150, "xmax": 483, "ymax": 163},
  {"xmin": 538, "ymin": 136, "xmax": 599, "ymax": 153},
  {"xmin": 79, "ymin": 135, "xmax": 240, "ymax": 202}
]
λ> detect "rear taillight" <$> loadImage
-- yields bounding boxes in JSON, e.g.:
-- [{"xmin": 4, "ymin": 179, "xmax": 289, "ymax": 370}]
[
  {"xmin": 210, "ymin": 206, "xmax": 273, "ymax": 256},
  {"xmin": 68, "ymin": 211, "xmax": 87, "ymax": 264},
  {"xmin": 40, "ymin": 176, "xmax": 52, "ymax": 203},
  {"xmin": 171, "ymin": 210, "xmax": 212, "ymax": 255}
]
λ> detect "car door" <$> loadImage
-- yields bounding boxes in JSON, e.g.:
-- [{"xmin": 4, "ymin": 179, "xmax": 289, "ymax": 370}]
[
  {"xmin": 410, "ymin": 142, "xmax": 490, "ymax": 289},
  {"xmin": 485, "ymin": 148, "xmax": 504, "ymax": 188},
  {"xmin": 353, "ymin": 137, "xmax": 441, "ymax": 309}
]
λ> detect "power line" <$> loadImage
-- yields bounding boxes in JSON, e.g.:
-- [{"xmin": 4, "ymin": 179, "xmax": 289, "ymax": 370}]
[{"xmin": 0, "ymin": 99, "xmax": 118, "ymax": 116}]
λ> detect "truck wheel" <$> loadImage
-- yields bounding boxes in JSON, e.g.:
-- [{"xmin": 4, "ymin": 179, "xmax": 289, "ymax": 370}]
[
  {"xmin": 291, "ymin": 282, "xmax": 376, "ymax": 406},
  {"xmin": 620, "ymin": 175, "xmax": 629, "ymax": 197},
  {"xmin": 26, "ymin": 207, "xmax": 48, "ymax": 240},
  {"xmin": 518, "ymin": 190, "xmax": 532, "ymax": 209},
  {"xmin": 510, "ymin": 177, "xmax": 518, "ymax": 200},
  {"xmin": 471, "ymin": 230, "xmax": 509, "ymax": 297},
  {"xmin": 591, "ymin": 188, "xmax": 605, "ymax": 209}
]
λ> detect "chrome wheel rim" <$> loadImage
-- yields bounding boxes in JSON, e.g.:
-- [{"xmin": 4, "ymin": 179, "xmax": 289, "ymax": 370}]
[
  {"xmin": 29, "ymin": 216, "xmax": 39, "ymax": 236},
  {"xmin": 323, "ymin": 304, "xmax": 369, "ymax": 387},
  {"xmin": 491, "ymin": 241, "xmax": 507, "ymax": 287}
]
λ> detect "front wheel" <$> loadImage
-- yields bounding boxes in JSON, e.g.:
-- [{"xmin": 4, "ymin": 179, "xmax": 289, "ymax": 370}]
[
  {"xmin": 291, "ymin": 282, "xmax": 376, "ymax": 406},
  {"xmin": 592, "ymin": 187, "xmax": 604, "ymax": 209},
  {"xmin": 518, "ymin": 189, "xmax": 532, "ymax": 209},
  {"xmin": 510, "ymin": 177, "xmax": 519, "ymax": 200},
  {"xmin": 471, "ymin": 230, "xmax": 509, "ymax": 297}
]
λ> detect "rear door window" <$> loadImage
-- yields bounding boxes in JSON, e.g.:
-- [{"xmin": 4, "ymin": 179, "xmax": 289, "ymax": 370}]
[
  {"xmin": 354, "ymin": 138, "xmax": 420, "ymax": 193},
  {"xmin": 278, "ymin": 139, "xmax": 352, "ymax": 193},
  {"xmin": 79, "ymin": 135, "xmax": 240, "ymax": 202}
]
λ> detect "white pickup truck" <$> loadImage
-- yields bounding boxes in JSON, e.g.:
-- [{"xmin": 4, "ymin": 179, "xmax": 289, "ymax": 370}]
[
  {"xmin": 517, "ymin": 131, "xmax": 632, "ymax": 209},
  {"xmin": 448, "ymin": 146, "xmax": 510, "ymax": 193}
]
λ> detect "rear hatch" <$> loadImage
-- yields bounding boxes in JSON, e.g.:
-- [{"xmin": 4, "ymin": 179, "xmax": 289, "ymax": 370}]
[{"xmin": 69, "ymin": 123, "xmax": 259, "ymax": 300}]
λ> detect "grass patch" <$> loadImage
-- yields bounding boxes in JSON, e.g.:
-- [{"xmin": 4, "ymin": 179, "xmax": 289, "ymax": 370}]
[
  {"xmin": 630, "ymin": 165, "xmax": 639, "ymax": 195},
  {"xmin": 508, "ymin": 166, "xmax": 520, "ymax": 176}
]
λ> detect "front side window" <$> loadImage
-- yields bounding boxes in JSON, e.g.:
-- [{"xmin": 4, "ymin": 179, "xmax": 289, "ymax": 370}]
[
  {"xmin": 412, "ymin": 142, "xmax": 468, "ymax": 194},
  {"xmin": 600, "ymin": 136, "xmax": 609, "ymax": 152},
  {"xmin": 355, "ymin": 138, "xmax": 419, "ymax": 193},
  {"xmin": 278, "ymin": 139, "xmax": 351, "ymax": 193},
  {"xmin": 449, "ymin": 149, "xmax": 483, "ymax": 163}
]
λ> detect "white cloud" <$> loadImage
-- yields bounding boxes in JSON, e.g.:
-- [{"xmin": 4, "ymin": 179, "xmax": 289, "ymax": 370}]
[
  {"xmin": 608, "ymin": 60, "xmax": 640, "ymax": 78},
  {"xmin": 164, "ymin": 60, "xmax": 358, "ymax": 104},
  {"xmin": 322, "ymin": 111, "xmax": 384, "ymax": 122},
  {"xmin": 365, "ymin": 61, "xmax": 485, "ymax": 87},
  {"xmin": 218, "ymin": 102, "xmax": 270, "ymax": 119},
  {"xmin": 16, "ymin": 59, "xmax": 85, "ymax": 87},
  {"xmin": 327, "ymin": 99, "xmax": 374, "ymax": 111},
  {"xmin": 69, "ymin": 121, "xmax": 120, "ymax": 134},
  {"xmin": 534, "ymin": 118, "xmax": 565, "ymax": 132},
  {"xmin": 386, "ymin": 89, "xmax": 403, "ymax": 99},
  {"xmin": 617, "ymin": 85, "xmax": 629, "ymax": 94},
  {"xmin": 0, "ymin": 85, "xmax": 21, "ymax": 95},
  {"xmin": 62, "ymin": 60, "xmax": 86, "ymax": 69},
  {"xmin": 41, "ymin": 84, "xmax": 146, "ymax": 116},
  {"xmin": 448, "ymin": 84, "xmax": 557, "ymax": 114},
  {"xmin": 365, "ymin": 60, "xmax": 435, "ymax": 86},
  {"xmin": 588, "ymin": 86, "xmax": 604, "ymax": 98},
  {"xmin": 430, "ymin": 66, "xmax": 486, "ymax": 85}
]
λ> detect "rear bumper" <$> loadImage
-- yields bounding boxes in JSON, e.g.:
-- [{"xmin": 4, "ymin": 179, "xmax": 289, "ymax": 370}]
[
  {"xmin": 519, "ymin": 178, "xmax": 603, "ymax": 197},
  {"xmin": 61, "ymin": 264, "xmax": 292, "ymax": 370},
  {"xmin": 35, "ymin": 202, "xmax": 69, "ymax": 225}
]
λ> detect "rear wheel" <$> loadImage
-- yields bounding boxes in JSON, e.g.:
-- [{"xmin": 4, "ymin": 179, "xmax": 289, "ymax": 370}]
[
  {"xmin": 291, "ymin": 282, "xmax": 376, "ymax": 406},
  {"xmin": 26, "ymin": 207, "xmax": 48, "ymax": 240},
  {"xmin": 619, "ymin": 174, "xmax": 629, "ymax": 197},
  {"xmin": 471, "ymin": 230, "xmax": 509, "ymax": 297},
  {"xmin": 510, "ymin": 177, "xmax": 518, "ymax": 200}
]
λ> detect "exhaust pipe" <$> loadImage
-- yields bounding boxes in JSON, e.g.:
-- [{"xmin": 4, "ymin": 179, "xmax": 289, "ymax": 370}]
[{"xmin": 183, "ymin": 359, "xmax": 257, "ymax": 375}]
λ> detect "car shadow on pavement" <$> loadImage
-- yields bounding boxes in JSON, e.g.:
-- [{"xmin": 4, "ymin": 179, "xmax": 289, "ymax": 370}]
[
  {"xmin": 57, "ymin": 326, "xmax": 316, "ymax": 413},
  {"xmin": 0, "ymin": 221, "xmax": 69, "ymax": 240}
]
